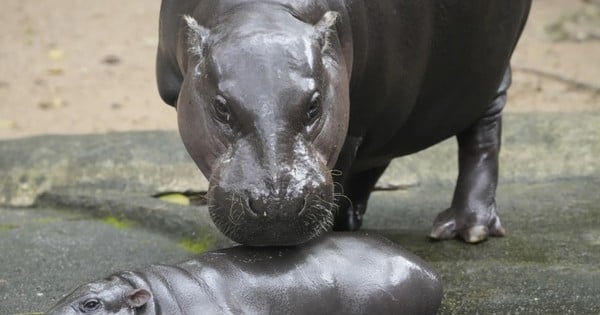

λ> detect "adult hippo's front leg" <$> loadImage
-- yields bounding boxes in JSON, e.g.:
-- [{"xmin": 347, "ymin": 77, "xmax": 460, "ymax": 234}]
[
  {"xmin": 332, "ymin": 162, "xmax": 390, "ymax": 231},
  {"xmin": 429, "ymin": 69, "xmax": 511, "ymax": 243}
]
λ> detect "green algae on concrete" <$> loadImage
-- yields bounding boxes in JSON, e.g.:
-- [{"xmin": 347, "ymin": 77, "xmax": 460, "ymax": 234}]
[
  {"xmin": 101, "ymin": 215, "xmax": 134, "ymax": 229},
  {"xmin": 178, "ymin": 236, "xmax": 215, "ymax": 254},
  {"xmin": 0, "ymin": 224, "xmax": 17, "ymax": 232},
  {"xmin": 32, "ymin": 217, "xmax": 63, "ymax": 225}
]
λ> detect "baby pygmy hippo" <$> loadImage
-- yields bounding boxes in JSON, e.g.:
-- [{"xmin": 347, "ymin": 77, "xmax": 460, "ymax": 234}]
[{"xmin": 47, "ymin": 232, "xmax": 442, "ymax": 314}]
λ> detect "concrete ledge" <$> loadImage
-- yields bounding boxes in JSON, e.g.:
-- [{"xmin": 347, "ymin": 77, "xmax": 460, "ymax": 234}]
[
  {"xmin": 35, "ymin": 188, "xmax": 233, "ymax": 248},
  {"xmin": 0, "ymin": 131, "xmax": 208, "ymax": 206},
  {"xmin": 379, "ymin": 111, "xmax": 600, "ymax": 187},
  {"xmin": 2, "ymin": 112, "xmax": 598, "ymax": 207}
]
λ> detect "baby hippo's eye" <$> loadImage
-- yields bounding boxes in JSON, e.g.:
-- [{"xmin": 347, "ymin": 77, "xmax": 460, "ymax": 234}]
[
  {"xmin": 80, "ymin": 298, "xmax": 102, "ymax": 313},
  {"xmin": 213, "ymin": 95, "xmax": 231, "ymax": 124},
  {"xmin": 306, "ymin": 91, "xmax": 322, "ymax": 126}
]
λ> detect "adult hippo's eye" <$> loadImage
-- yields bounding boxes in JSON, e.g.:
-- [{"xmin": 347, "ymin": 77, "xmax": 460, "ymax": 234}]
[
  {"xmin": 306, "ymin": 91, "xmax": 322, "ymax": 126},
  {"xmin": 213, "ymin": 94, "xmax": 231, "ymax": 124},
  {"xmin": 79, "ymin": 298, "xmax": 102, "ymax": 312}
]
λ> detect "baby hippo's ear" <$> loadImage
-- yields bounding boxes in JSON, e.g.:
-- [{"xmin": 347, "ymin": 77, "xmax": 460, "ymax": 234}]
[{"xmin": 125, "ymin": 288, "xmax": 152, "ymax": 308}]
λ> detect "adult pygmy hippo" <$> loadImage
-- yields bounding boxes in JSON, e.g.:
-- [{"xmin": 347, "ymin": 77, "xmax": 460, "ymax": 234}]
[
  {"xmin": 156, "ymin": 0, "xmax": 531, "ymax": 245},
  {"xmin": 47, "ymin": 233, "xmax": 442, "ymax": 315}
]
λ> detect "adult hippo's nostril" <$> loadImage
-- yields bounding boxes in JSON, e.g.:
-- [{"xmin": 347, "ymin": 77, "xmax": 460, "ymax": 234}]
[
  {"xmin": 247, "ymin": 195, "xmax": 306, "ymax": 218},
  {"xmin": 243, "ymin": 197, "xmax": 259, "ymax": 217}
]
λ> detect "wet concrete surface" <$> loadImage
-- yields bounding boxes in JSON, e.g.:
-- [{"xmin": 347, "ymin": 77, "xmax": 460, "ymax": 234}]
[
  {"xmin": 366, "ymin": 179, "xmax": 600, "ymax": 314},
  {"xmin": 0, "ymin": 112, "xmax": 598, "ymax": 314},
  {"xmin": 1, "ymin": 178, "xmax": 598, "ymax": 314},
  {"xmin": 0, "ymin": 207, "xmax": 191, "ymax": 314}
]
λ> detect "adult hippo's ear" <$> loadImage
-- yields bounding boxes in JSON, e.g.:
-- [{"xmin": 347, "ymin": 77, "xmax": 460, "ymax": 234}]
[
  {"xmin": 313, "ymin": 11, "xmax": 340, "ymax": 57},
  {"xmin": 125, "ymin": 288, "xmax": 152, "ymax": 308},
  {"xmin": 180, "ymin": 15, "xmax": 210, "ymax": 74}
]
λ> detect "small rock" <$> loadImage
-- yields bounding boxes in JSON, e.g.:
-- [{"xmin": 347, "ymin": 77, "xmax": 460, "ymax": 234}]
[
  {"xmin": 158, "ymin": 193, "xmax": 191, "ymax": 206},
  {"xmin": 48, "ymin": 49, "xmax": 64, "ymax": 61},
  {"xmin": 24, "ymin": 25, "xmax": 36, "ymax": 36},
  {"xmin": 47, "ymin": 67, "xmax": 64, "ymax": 76},
  {"xmin": 38, "ymin": 98, "xmax": 67, "ymax": 110},
  {"xmin": 0, "ymin": 120, "xmax": 18, "ymax": 130},
  {"xmin": 102, "ymin": 55, "xmax": 121, "ymax": 65}
]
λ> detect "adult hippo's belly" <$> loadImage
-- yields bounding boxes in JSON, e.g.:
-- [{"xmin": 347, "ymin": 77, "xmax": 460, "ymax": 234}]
[{"xmin": 156, "ymin": 0, "xmax": 532, "ymax": 246}]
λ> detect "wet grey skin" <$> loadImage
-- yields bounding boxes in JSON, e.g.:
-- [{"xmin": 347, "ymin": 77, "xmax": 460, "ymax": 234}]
[
  {"xmin": 156, "ymin": 0, "xmax": 532, "ymax": 245},
  {"xmin": 47, "ymin": 232, "xmax": 443, "ymax": 315}
]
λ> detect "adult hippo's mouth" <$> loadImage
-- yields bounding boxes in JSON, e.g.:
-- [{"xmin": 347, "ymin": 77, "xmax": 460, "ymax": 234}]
[{"xmin": 207, "ymin": 186, "xmax": 336, "ymax": 246}]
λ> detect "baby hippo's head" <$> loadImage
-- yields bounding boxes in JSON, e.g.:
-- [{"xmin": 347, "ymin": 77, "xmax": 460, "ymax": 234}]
[{"xmin": 46, "ymin": 276, "xmax": 151, "ymax": 315}]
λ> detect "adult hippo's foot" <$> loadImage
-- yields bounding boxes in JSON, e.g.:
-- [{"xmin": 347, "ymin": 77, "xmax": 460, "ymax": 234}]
[{"xmin": 429, "ymin": 204, "xmax": 506, "ymax": 243}]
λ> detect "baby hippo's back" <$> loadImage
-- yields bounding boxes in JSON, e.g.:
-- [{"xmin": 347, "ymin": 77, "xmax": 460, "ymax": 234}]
[{"xmin": 48, "ymin": 232, "xmax": 442, "ymax": 315}]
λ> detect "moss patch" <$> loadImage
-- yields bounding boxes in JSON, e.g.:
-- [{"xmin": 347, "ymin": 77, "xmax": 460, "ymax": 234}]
[
  {"xmin": 178, "ymin": 237, "xmax": 215, "ymax": 254},
  {"xmin": 0, "ymin": 224, "xmax": 17, "ymax": 232},
  {"xmin": 157, "ymin": 193, "xmax": 190, "ymax": 206},
  {"xmin": 33, "ymin": 217, "xmax": 61, "ymax": 224},
  {"xmin": 101, "ymin": 216, "xmax": 133, "ymax": 229}
]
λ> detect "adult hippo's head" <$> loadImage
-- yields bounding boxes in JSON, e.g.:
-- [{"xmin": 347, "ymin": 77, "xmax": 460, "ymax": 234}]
[{"xmin": 175, "ymin": 5, "xmax": 350, "ymax": 246}]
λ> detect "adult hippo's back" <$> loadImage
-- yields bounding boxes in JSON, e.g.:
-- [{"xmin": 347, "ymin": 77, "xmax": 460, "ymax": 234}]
[{"xmin": 156, "ymin": 0, "xmax": 531, "ymax": 245}]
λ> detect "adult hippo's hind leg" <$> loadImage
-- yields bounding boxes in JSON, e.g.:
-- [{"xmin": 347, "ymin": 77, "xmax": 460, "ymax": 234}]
[{"xmin": 429, "ymin": 69, "xmax": 512, "ymax": 243}]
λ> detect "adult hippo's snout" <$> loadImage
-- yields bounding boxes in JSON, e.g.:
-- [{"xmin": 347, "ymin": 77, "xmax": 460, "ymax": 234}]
[{"xmin": 207, "ymin": 135, "xmax": 336, "ymax": 246}]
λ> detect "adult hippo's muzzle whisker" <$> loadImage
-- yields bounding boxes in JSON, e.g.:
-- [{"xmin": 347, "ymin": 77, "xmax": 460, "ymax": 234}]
[
  {"xmin": 332, "ymin": 181, "xmax": 345, "ymax": 194},
  {"xmin": 307, "ymin": 207, "xmax": 334, "ymax": 233},
  {"xmin": 333, "ymin": 192, "xmax": 353, "ymax": 212},
  {"xmin": 311, "ymin": 195, "xmax": 334, "ymax": 214},
  {"xmin": 329, "ymin": 169, "xmax": 344, "ymax": 177},
  {"xmin": 330, "ymin": 179, "xmax": 353, "ymax": 212},
  {"xmin": 309, "ymin": 197, "xmax": 336, "ymax": 230}
]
